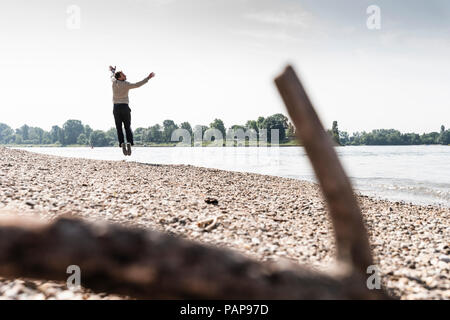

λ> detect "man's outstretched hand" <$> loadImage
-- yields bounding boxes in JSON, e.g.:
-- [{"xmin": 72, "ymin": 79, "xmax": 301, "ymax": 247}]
[
  {"xmin": 109, "ymin": 66, "xmax": 116, "ymax": 73},
  {"xmin": 148, "ymin": 72, "xmax": 155, "ymax": 80}
]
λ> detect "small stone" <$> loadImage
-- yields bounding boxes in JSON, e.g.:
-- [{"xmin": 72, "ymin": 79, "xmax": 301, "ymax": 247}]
[
  {"xmin": 4, "ymin": 286, "xmax": 21, "ymax": 298},
  {"xmin": 204, "ymin": 197, "xmax": 219, "ymax": 205},
  {"xmin": 25, "ymin": 200, "xmax": 35, "ymax": 208},
  {"xmin": 56, "ymin": 291, "xmax": 75, "ymax": 300},
  {"xmin": 251, "ymin": 238, "xmax": 260, "ymax": 245},
  {"xmin": 439, "ymin": 255, "xmax": 450, "ymax": 263}
]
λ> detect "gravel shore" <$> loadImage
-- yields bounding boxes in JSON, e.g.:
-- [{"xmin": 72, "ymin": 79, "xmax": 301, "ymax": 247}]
[{"xmin": 0, "ymin": 146, "xmax": 448, "ymax": 300}]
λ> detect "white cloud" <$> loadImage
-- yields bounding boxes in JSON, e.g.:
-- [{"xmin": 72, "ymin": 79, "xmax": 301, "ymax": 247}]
[
  {"xmin": 379, "ymin": 31, "xmax": 405, "ymax": 47},
  {"xmin": 154, "ymin": 0, "xmax": 176, "ymax": 6},
  {"xmin": 238, "ymin": 5, "xmax": 328, "ymax": 44},
  {"xmin": 243, "ymin": 10, "xmax": 315, "ymax": 29},
  {"xmin": 235, "ymin": 28, "xmax": 302, "ymax": 43}
]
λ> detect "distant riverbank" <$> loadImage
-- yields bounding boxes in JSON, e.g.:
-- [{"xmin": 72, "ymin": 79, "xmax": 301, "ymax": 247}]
[{"xmin": 1, "ymin": 140, "xmax": 303, "ymax": 148}]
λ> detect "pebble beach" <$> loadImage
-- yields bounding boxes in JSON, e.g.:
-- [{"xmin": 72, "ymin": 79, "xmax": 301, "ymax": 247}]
[{"xmin": 0, "ymin": 146, "xmax": 448, "ymax": 300}]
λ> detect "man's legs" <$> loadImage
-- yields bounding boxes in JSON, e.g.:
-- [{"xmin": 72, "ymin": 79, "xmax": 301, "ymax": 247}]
[
  {"xmin": 113, "ymin": 110, "xmax": 125, "ymax": 146},
  {"xmin": 123, "ymin": 108, "xmax": 134, "ymax": 146}
]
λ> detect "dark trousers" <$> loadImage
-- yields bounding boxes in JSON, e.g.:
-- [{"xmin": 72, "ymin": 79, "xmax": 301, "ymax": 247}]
[{"xmin": 113, "ymin": 104, "xmax": 133, "ymax": 146}]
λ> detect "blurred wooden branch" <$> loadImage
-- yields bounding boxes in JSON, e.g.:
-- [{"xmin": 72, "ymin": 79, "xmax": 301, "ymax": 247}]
[
  {"xmin": 0, "ymin": 216, "xmax": 386, "ymax": 299},
  {"xmin": 274, "ymin": 65, "xmax": 374, "ymax": 275}
]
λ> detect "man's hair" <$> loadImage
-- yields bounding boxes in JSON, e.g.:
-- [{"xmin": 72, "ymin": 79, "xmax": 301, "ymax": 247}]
[{"xmin": 114, "ymin": 72, "xmax": 122, "ymax": 80}]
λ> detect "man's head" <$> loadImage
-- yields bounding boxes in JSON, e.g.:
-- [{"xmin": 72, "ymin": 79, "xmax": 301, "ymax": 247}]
[{"xmin": 114, "ymin": 71, "xmax": 127, "ymax": 81}]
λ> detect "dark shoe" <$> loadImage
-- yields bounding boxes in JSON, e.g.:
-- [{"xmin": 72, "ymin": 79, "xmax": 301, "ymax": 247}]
[
  {"xmin": 126, "ymin": 143, "xmax": 132, "ymax": 156},
  {"xmin": 121, "ymin": 143, "xmax": 127, "ymax": 156}
]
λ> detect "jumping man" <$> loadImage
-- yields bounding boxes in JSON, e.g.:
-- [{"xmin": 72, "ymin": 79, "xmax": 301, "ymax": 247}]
[{"xmin": 109, "ymin": 66, "xmax": 155, "ymax": 155}]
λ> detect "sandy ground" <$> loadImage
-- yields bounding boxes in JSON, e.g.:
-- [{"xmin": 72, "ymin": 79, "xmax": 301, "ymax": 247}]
[{"xmin": 0, "ymin": 146, "xmax": 448, "ymax": 300}]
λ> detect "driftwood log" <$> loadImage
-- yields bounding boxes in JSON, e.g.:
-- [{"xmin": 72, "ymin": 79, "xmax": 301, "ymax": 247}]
[
  {"xmin": 0, "ymin": 216, "xmax": 385, "ymax": 299},
  {"xmin": 274, "ymin": 65, "xmax": 373, "ymax": 275},
  {"xmin": 0, "ymin": 66, "xmax": 390, "ymax": 299}
]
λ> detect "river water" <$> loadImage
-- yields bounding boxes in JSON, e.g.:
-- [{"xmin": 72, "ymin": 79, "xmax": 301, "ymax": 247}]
[{"xmin": 17, "ymin": 145, "xmax": 450, "ymax": 207}]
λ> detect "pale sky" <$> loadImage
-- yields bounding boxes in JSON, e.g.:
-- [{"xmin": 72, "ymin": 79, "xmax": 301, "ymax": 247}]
[{"xmin": 1, "ymin": 0, "xmax": 449, "ymax": 133}]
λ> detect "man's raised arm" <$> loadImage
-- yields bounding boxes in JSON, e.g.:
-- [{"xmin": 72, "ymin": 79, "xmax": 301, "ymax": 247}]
[
  {"xmin": 109, "ymin": 66, "xmax": 116, "ymax": 81},
  {"xmin": 127, "ymin": 72, "xmax": 155, "ymax": 89}
]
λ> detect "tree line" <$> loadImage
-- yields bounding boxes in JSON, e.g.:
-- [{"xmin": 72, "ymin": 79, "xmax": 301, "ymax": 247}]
[
  {"xmin": 0, "ymin": 117, "xmax": 449, "ymax": 147},
  {"xmin": 330, "ymin": 121, "xmax": 450, "ymax": 146},
  {"xmin": 0, "ymin": 114, "xmax": 293, "ymax": 147}
]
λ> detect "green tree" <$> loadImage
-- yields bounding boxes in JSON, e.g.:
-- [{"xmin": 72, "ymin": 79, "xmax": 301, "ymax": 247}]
[
  {"xmin": 105, "ymin": 128, "xmax": 118, "ymax": 146},
  {"xmin": 386, "ymin": 130, "xmax": 402, "ymax": 145},
  {"xmin": 162, "ymin": 120, "xmax": 178, "ymax": 142},
  {"xmin": 193, "ymin": 125, "xmax": 208, "ymax": 143},
  {"xmin": 15, "ymin": 134, "xmax": 23, "ymax": 144},
  {"xmin": 148, "ymin": 124, "xmax": 163, "ymax": 143},
  {"xmin": 0, "ymin": 123, "xmax": 15, "ymax": 144},
  {"xmin": 209, "ymin": 119, "xmax": 226, "ymax": 139},
  {"xmin": 441, "ymin": 129, "xmax": 450, "ymax": 145},
  {"xmin": 348, "ymin": 132, "xmax": 359, "ymax": 145},
  {"xmin": 77, "ymin": 133, "xmax": 88, "ymax": 145},
  {"xmin": 261, "ymin": 114, "xmax": 289, "ymax": 142},
  {"xmin": 339, "ymin": 131, "xmax": 349, "ymax": 145},
  {"xmin": 42, "ymin": 132, "xmax": 52, "ymax": 144},
  {"xmin": 180, "ymin": 122, "xmax": 193, "ymax": 137},
  {"xmin": 84, "ymin": 125, "xmax": 93, "ymax": 141},
  {"xmin": 438, "ymin": 125, "xmax": 446, "ymax": 144},
  {"xmin": 286, "ymin": 122, "xmax": 296, "ymax": 139},
  {"xmin": 89, "ymin": 130, "xmax": 108, "ymax": 147},
  {"xmin": 50, "ymin": 125, "xmax": 63, "ymax": 144},
  {"xmin": 331, "ymin": 121, "xmax": 340, "ymax": 145},
  {"xmin": 420, "ymin": 132, "xmax": 439, "ymax": 145},
  {"xmin": 29, "ymin": 127, "xmax": 44, "ymax": 144},
  {"xmin": 256, "ymin": 117, "xmax": 265, "ymax": 129},
  {"xmin": 16, "ymin": 125, "xmax": 30, "ymax": 141},
  {"xmin": 245, "ymin": 120, "xmax": 258, "ymax": 133},
  {"xmin": 231, "ymin": 124, "xmax": 245, "ymax": 131},
  {"xmin": 134, "ymin": 127, "xmax": 146, "ymax": 144},
  {"xmin": 63, "ymin": 120, "xmax": 84, "ymax": 145},
  {"xmin": 402, "ymin": 133, "xmax": 421, "ymax": 145}
]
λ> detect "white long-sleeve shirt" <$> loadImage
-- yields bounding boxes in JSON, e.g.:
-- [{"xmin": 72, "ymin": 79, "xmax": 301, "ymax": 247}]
[{"xmin": 110, "ymin": 71, "xmax": 149, "ymax": 104}]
